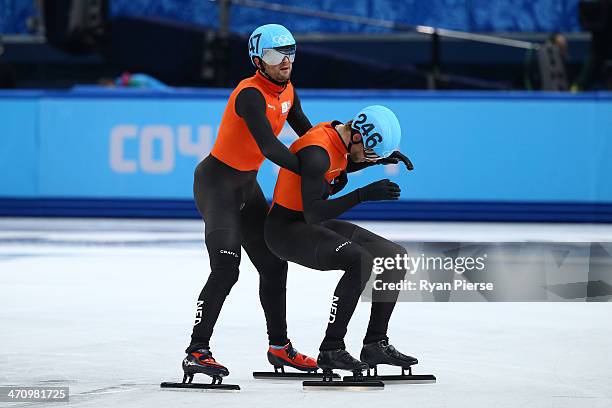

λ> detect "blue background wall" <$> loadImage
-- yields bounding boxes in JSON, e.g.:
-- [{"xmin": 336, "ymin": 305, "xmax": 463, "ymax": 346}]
[
  {"xmin": 0, "ymin": 0, "xmax": 582, "ymax": 34},
  {"xmin": 0, "ymin": 89, "xmax": 611, "ymax": 221}
]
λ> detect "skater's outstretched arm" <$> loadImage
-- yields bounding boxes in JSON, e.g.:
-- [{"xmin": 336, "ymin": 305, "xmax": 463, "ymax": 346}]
[
  {"xmin": 287, "ymin": 89, "xmax": 312, "ymax": 137},
  {"xmin": 346, "ymin": 151, "xmax": 415, "ymax": 173},
  {"xmin": 235, "ymin": 87, "xmax": 300, "ymax": 174}
]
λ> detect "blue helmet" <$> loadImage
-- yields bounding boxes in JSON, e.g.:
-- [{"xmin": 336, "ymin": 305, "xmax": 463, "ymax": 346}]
[
  {"xmin": 248, "ymin": 24, "xmax": 296, "ymax": 67},
  {"xmin": 350, "ymin": 105, "xmax": 401, "ymax": 158}
]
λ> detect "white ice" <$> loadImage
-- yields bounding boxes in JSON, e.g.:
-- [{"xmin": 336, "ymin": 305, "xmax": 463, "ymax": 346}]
[{"xmin": 0, "ymin": 218, "xmax": 611, "ymax": 408}]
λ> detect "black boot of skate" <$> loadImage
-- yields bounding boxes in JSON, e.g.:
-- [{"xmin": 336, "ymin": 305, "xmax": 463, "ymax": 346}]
[
  {"xmin": 160, "ymin": 348, "xmax": 240, "ymax": 391},
  {"xmin": 359, "ymin": 340, "xmax": 436, "ymax": 384},
  {"xmin": 303, "ymin": 349, "xmax": 383, "ymax": 390},
  {"xmin": 317, "ymin": 349, "xmax": 368, "ymax": 373},
  {"xmin": 360, "ymin": 339, "xmax": 418, "ymax": 371}
]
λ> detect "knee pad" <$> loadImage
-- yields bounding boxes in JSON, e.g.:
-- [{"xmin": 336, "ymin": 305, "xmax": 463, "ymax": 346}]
[{"xmin": 205, "ymin": 229, "xmax": 242, "ymax": 293}]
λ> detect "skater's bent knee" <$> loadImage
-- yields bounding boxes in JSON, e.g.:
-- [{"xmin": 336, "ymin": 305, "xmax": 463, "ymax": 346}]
[
  {"xmin": 207, "ymin": 264, "xmax": 240, "ymax": 294},
  {"xmin": 206, "ymin": 238, "xmax": 242, "ymax": 292},
  {"xmin": 394, "ymin": 243, "xmax": 408, "ymax": 258}
]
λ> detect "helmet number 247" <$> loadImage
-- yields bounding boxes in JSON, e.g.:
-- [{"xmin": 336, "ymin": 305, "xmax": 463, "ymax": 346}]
[{"xmin": 249, "ymin": 33, "xmax": 262, "ymax": 54}]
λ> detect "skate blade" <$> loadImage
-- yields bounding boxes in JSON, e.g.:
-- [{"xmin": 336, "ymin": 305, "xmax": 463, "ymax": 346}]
[
  {"xmin": 160, "ymin": 382, "xmax": 240, "ymax": 391},
  {"xmin": 253, "ymin": 371, "xmax": 340, "ymax": 380},
  {"xmin": 343, "ymin": 374, "xmax": 437, "ymax": 384},
  {"xmin": 303, "ymin": 379, "xmax": 384, "ymax": 391}
]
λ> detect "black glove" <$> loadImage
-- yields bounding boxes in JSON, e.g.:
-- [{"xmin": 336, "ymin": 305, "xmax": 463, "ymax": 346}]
[
  {"xmin": 377, "ymin": 151, "xmax": 414, "ymax": 171},
  {"xmin": 329, "ymin": 171, "xmax": 348, "ymax": 196},
  {"xmin": 358, "ymin": 179, "xmax": 401, "ymax": 202}
]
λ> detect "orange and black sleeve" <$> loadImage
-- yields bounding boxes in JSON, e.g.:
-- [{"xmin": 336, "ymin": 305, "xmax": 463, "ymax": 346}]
[{"xmin": 235, "ymin": 87, "xmax": 300, "ymax": 174}]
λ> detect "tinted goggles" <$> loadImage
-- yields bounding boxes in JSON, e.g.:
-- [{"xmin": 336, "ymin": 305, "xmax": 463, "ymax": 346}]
[{"xmin": 261, "ymin": 45, "xmax": 296, "ymax": 65}]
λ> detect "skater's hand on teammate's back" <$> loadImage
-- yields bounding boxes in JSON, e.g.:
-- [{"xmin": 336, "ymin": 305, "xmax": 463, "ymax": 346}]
[{"xmin": 358, "ymin": 179, "xmax": 401, "ymax": 202}]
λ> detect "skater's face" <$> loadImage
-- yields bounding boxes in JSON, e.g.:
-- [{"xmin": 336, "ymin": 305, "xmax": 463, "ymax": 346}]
[
  {"xmin": 348, "ymin": 131, "xmax": 367, "ymax": 163},
  {"xmin": 257, "ymin": 57, "xmax": 292, "ymax": 82},
  {"xmin": 337, "ymin": 122, "xmax": 367, "ymax": 163},
  {"xmin": 348, "ymin": 132, "xmax": 381, "ymax": 163}
]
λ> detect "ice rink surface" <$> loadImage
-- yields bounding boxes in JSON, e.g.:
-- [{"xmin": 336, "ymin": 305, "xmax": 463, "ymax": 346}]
[{"xmin": 1, "ymin": 218, "xmax": 611, "ymax": 408}]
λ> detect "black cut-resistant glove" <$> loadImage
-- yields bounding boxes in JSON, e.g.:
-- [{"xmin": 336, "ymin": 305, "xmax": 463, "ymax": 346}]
[
  {"xmin": 358, "ymin": 179, "xmax": 401, "ymax": 202},
  {"xmin": 377, "ymin": 151, "xmax": 414, "ymax": 171}
]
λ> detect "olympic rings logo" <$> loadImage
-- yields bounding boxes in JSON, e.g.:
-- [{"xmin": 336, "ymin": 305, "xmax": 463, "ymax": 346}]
[{"xmin": 272, "ymin": 35, "xmax": 292, "ymax": 45}]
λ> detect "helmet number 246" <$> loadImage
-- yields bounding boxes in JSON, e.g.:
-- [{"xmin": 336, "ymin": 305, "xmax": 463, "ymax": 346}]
[{"xmin": 353, "ymin": 113, "xmax": 382, "ymax": 148}]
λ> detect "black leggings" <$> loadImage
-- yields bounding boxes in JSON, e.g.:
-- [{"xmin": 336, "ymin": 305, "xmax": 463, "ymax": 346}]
[
  {"xmin": 187, "ymin": 155, "xmax": 289, "ymax": 352},
  {"xmin": 265, "ymin": 204, "xmax": 408, "ymax": 351}
]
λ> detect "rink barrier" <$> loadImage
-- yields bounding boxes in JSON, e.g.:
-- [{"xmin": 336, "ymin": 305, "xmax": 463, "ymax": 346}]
[
  {"xmin": 1, "ymin": 198, "xmax": 612, "ymax": 222},
  {"xmin": 0, "ymin": 89, "xmax": 611, "ymax": 222}
]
